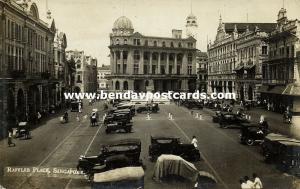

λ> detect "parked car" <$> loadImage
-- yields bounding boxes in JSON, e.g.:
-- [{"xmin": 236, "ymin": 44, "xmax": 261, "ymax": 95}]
[
  {"xmin": 219, "ymin": 113, "xmax": 249, "ymax": 128},
  {"xmin": 240, "ymin": 124, "xmax": 265, "ymax": 146},
  {"xmin": 77, "ymin": 139, "xmax": 142, "ymax": 179},
  {"xmin": 148, "ymin": 135, "xmax": 200, "ymax": 162},
  {"xmin": 261, "ymin": 133, "xmax": 300, "ymax": 176},
  {"xmin": 136, "ymin": 103, "xmax": 159, "ymax": 113},
  {"xmin": 182, "ymin": 100, "xmax": 204, "ymax": 109},
  {"xmin": 116, "ymin": 104, "xmax": 135, "ymax": 116},
  {"xmin": 212, "ymin": 111, "xmax": 229, "ymax": 123},
  {"xmin": 15, "ymin": 122, "xmax": 30, "ymax": 139},
  {"xmin": 105, "ymin": 121, "xmax": 133, "ymax": 133}
]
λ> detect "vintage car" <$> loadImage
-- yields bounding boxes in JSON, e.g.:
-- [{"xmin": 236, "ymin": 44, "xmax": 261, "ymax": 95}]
[
  {"xmin": 261, "ymin": 133, "xmax": 300, "ymax": 175},
  {"xmin": 71, "ymin": 101, "xmax": 83, "ymax": 112},
  {"xmin": 77, "ymin": 139, "xmax": 142, "ymax": 178},
  {"xmin": 91, "ymin": 166, "xmax": 144, "ymax": 189},
  {"xmin": 182, "ymin": 100, "xmax": 204, "ymax": 110},
  {"xmin": 104, "ymin": 113, "xmax": 132, "ymax": 124},
  {"xmin": 15, "ymin": 122, "xmax": 31, "ymax": 139},
  {"xmin": 148, "ymin": 135, "xmax": 200, "ymax": 162},
  {"xmin": 136, "ymin": 103, "xmax": 159, "ymax": 113},
  {"xmin": 116, "ymin": 104, "xmax": 135, "ymax": 116},
  {"xmin": 153, "ymin": 155, "xmax": 216, "ymax": 188},
  {"xmin": 108, "ymin": 109, "xmax": 133, "ymax": 117},
  {"xmin": 105, "ymin": 121, "xmax": 133, "ymax": 133},
  {"xmin": 219, "ymin": 113, "xmax": 249, "ymax": 128},
  {"xmin": 240, "ymin": 124, "xmax": 265, "ymax": 146},
  {"xmin": 212, "ymin": 111, "xmax": 229, "ymax": 123}
]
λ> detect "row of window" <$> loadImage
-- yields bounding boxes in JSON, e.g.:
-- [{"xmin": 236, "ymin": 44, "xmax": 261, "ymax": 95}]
[
  {"xmin": 5, "ymin": 18, "xmax": 48, "ymax": 51},
  {"xmin": 115, "ymin": 64, "xmax": 193, "ymax": 75},
  {"xmin": 269, "ymin": 45, "xmax": 294, "ymax": 58},
  {"xmin": 115, "ymin": 38, "xmax": 194, "ymax": 48},
  {"xmin": 209, "ymin": 43, "xmax": 237, "ymax": 57},
  {"xmin": 6, "ymin": 45, "xmax": 24, "ymax": 71}
]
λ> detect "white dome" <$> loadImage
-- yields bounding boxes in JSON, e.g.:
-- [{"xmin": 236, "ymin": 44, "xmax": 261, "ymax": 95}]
[{"xmin": 113, "ymin": 16, "xmax": 133, "ymax": 30}]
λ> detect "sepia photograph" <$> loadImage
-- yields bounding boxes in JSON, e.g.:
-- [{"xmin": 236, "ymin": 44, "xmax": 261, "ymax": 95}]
[{"xmin": 0, "ymin": 0, "xmax": 300, "ymax": 188}]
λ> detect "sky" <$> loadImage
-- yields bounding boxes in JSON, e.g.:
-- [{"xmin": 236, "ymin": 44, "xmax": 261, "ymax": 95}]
[{"xmin": 35, "ymin": 0, "xmax": 300, "ymax": 66}]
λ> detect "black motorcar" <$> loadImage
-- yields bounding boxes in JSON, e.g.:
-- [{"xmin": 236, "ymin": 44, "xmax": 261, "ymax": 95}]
[
  {"xmin": 136, "ymin": 103, "xmax": 159, "ymax": 113},
  {"xmin": 105, "ymin": 121, "xmax": 133, "ymax": 133},
  {"xmin": 115, "ymin": 104, "xmax": 135, "ymax": 116},
  {"xmin": 240, "ymin": 124, "xmax": 265, "ymax": 146},
  {"xmin": 219, "ymin": 113, "xmax": 249, "ymax": 128},
  {"xmin": 104, "ymin": 113, "xmax": 131, "ymax": 124},
  {"xmin": 261, "ymin": 133, "xmax": 300, "ymax": 176},
  {"xmin": 15, "ymin": 122, "xmax": 30, "ymax": 139},
  {"xmin": 148, "ymin": 135, "xmax": 200, "ymax": 162},
  {"xmin": 212, "ymin": 111, "xmax": 228, "ymax": 123},
  {"xmin": 182, "ymin": 100, "xmax": 204, "ymax": 109},
  {"xmin": 77, "ymin": 139, "xmax": 142, "ymax": 178}
]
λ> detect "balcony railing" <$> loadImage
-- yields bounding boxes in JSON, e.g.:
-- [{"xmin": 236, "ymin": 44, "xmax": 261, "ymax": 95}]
[{"xmin": 262, "ymin": 79, "xmax": 294, "ymax": 85}]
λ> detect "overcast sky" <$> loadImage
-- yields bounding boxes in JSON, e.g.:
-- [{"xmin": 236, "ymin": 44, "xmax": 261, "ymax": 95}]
[{"xmin": 36, "ymin": 0, "xmax": 300, "ymax": 66}]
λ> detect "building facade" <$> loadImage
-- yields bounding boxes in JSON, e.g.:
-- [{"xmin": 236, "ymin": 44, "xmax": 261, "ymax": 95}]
[
  {"xmin": 208, "ymin": 16, "xmax": 275, "ymax": 100},
  {"xmin": 260, "ymin": 8, "xmax": 300, "ymax": 113},
  {"xmin": 108, "ymin": 16, "xmax": 197, "ymax": 92},
  {"xmin": 196, "ymin": 50, "xmax": 208, "ymax": 92},
  {"xmin": 53, "ymin": 31, "xmax": 69, "ymax": 107},
  {"xmin": 97, "ymin": 64, "xmax": 110, "ymax": 90},
  {"xmin": 66, "ymin": 50, "xmax": 98, "ymax": 93},
  {"xmin": 235, "ymin": 24, "xmax": 276, "ymax": 101},
  {"xmin": 0, "ymin": 0, "xmax": 57, "ymax": 137}
]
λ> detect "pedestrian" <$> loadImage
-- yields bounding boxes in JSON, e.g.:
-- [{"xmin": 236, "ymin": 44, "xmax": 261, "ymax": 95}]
[
  {"xmin": 37, "ymin": 111, "xmax": 42, "ymax": 123},
  {"xmin": 7, "ymin": 128, "xmax": 15, "ymax": 147},
  {"xmin": 191, "ymin": 136, "xmax": 198, "ymax": 148},
  {"xmin": 252, "ymin": 173, "xmax": 263, "ymax": 189},
  {"xmin": 76, "ymin": 114, "xmax": 80, "ymax": 122},
  {"xmin": 267, "ymin": 102, "xmax": 270, "ymax": 111},
  {"xmin": 240, "ymin": 100, "xmax": 244, "ymax": 108},
  {"xmin": 78, "ymin": 103, "xmax": 82, "ymax": 113},
  {"xmin": 191, "ymin": 110, "xmax": 194, "ymax": 116},
  {"xmin": 244, "ymin": 176, "xmax": 254, "ymax": 188}
]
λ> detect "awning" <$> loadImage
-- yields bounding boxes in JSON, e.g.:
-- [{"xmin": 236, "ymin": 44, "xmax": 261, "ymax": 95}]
[
  {"xmin": 233, "ymin": 65, "xmax": 244, "ymax": 71},
  {"xmin": 258, "ymin": 85, "xmax": 286, "ymax": 94},
  {"xmin": 282, "ymin": 84, "xmax": 300, "ymax": 96},
  {"xmin": 244, "ymin": 65, "xmax": 255, "ymax": 70},
  {"xmin": 259, "ymin": 84, "xmax": 300, "ymax": 96}
]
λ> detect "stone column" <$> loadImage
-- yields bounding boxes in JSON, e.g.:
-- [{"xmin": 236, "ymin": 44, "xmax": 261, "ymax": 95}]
[
  {"xmin": 166, "ymin": 53, "xmax": 169, "ymax": 74},
  {"xmin": 139, "ymin": 50, "xmax": 144, "ymax": 74},
  {"xmin": 120, "ymin": 51, "xmax": 123, "ymax": 74},
  {"xmin": 113, "ymin": 51, "xmax": 117, "ymax": 74},
  {"xmin": 127, "ymin": 50, "xmax": 132, "ymax": 74},
  {"xmin": 182, "ymin": 53, "xmax": 188, "ymax": 74},
  {"xmin": 158, "ymin": 53, "xmax": 161, "ymax": 74},
  {"xmin": 128, "ymin": 79, "xmax": 134, "ymax": 90},
  {"xmin": 174, "ymin": 53, "xmax": 177, "ymax": 74},
  {"xmin": 149, "ymin": 52, "xmax": 153, "ymax": 74}
]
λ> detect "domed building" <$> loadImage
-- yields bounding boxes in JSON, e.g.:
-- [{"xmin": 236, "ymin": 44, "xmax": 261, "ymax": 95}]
[
  {"xmin": 108, "ymin": 16, "xmax": 198, "ymax": 92},
  {"xmin": 112, "ymin": 16, "xmax": 134, "ymax": 36}
]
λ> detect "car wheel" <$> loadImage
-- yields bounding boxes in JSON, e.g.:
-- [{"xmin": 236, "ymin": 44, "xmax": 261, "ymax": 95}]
[{"xmin": 246, "ymin": 138, "xmax": 254, "ymax": 146}]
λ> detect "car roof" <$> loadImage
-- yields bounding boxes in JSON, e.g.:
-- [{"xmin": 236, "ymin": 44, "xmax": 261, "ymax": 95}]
[
  {"xmin": 104, "ymin": 138, "xmax": 141, "ymax": 146},
  {"xmin": 151, "ymin": 135, "xmax": 180, "ymax": 140}
]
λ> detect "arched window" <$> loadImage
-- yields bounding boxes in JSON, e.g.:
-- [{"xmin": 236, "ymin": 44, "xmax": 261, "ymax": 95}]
[
  {"xmin": 192, "ymin": 20, "xmax": 196, "ymax": 24},
  {"xmin": 124, "ymin": 39, "xmax": 127, "ymax": 45},
  {"xmin": 152, "ymin": 53, "xmax": 157, "ymax": 61},
  {"xmin": 123, "ymin": 81, "xmax": 128, "ymax": 90},
  {"xmin": 162, "ymin": 41, "xmax": 166, "ymax": 47},
  {"xmin": 170, "ymin": 42, "xmax": 174, "ymax": 47},
  {"xmin": 153, "ymin": 41, "xmax": 157, "ymax": 47},
  {"xmin": 115, "ymin": 81, "xmax": 120, "ymax": 90},
  {"xmin": 178, "ymin": 42, "xmax": 182, "ymax": 48},
  {"xmin": 116, "ymin": 39, "xmax": 120, "ymax": 45},
  {"xmin": 144, "ymin": 40, "xmax": 148, "ymax": 46}
]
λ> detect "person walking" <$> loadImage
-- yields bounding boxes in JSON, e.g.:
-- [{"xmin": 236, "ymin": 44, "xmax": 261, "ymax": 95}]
[
  {"xmin": 7, "ymin": 128, "xmax": 15, "ymax": 147},
  {"xmin": 239, "ymin": 178, "xmax": 248, "ymax": 189},
  {"xmin": 244, "ymin": 176, "xmax": 254, "ymax": 188},
  {"xmin": 252, "ymin": 173, "xmax": 263, "ymax": 189},
  {"xmin": 191, "ymin": 136, "xmax": 198, "ymax": 148}
]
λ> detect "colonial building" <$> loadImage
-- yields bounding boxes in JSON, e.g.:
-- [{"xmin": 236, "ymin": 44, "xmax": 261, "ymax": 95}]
[
  {"xmin": 66, "ymin": 50, "xmax": 98, "ymax": 93},
  {"xmin": 53, "ymin": 31, "xmax": 69, "ymax": 107},
  {"xmin": 235, "ymin": 24, "xmax": 276, "ymax": 101},
  {"xmin": 108, "ymin": 16, "xmax": 197, "ymax": 92},
  {"xmin": 196, "ymin": 50, "xmax": 208, "ymax": 92},
  {"xmin": 97, "ymin": 64, "xmax": 110, "ymax": 90},
  {"xmin": 0, "ymin": 0, "xmax": 57, "ymax": 137},
  {"xmin": 260, "ymin": 8, "xmax": 300, "ymax": 113},
  {"xmin": 207, "ymin": 16, "xmax": 275, "ymax": 99}
]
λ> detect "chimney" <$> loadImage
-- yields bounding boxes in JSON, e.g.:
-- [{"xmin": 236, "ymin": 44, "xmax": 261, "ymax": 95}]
[{"xmin": 172, "ymin": 29, "xmax": 182, "ymax": 39}]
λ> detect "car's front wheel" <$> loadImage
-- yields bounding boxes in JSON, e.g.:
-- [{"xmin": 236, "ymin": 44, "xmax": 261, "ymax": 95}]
[{"xmin": 246, "ymin": 138, "xmax": 254, "ymax": 146}]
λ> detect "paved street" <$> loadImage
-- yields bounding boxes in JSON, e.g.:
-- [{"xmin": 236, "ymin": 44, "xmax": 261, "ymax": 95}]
[{"xmin": 0, "ymin": 101, "xmax": 296, "ymax": 189}]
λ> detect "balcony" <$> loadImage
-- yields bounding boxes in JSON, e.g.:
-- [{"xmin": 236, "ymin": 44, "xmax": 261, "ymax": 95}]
[
  {"xmin": 8, "ymin": 70, "xmax": 25, "ymax": 78},
  {"xmin": 41, "ymin": 72, "xmax": 51, "ymax": 79}
]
